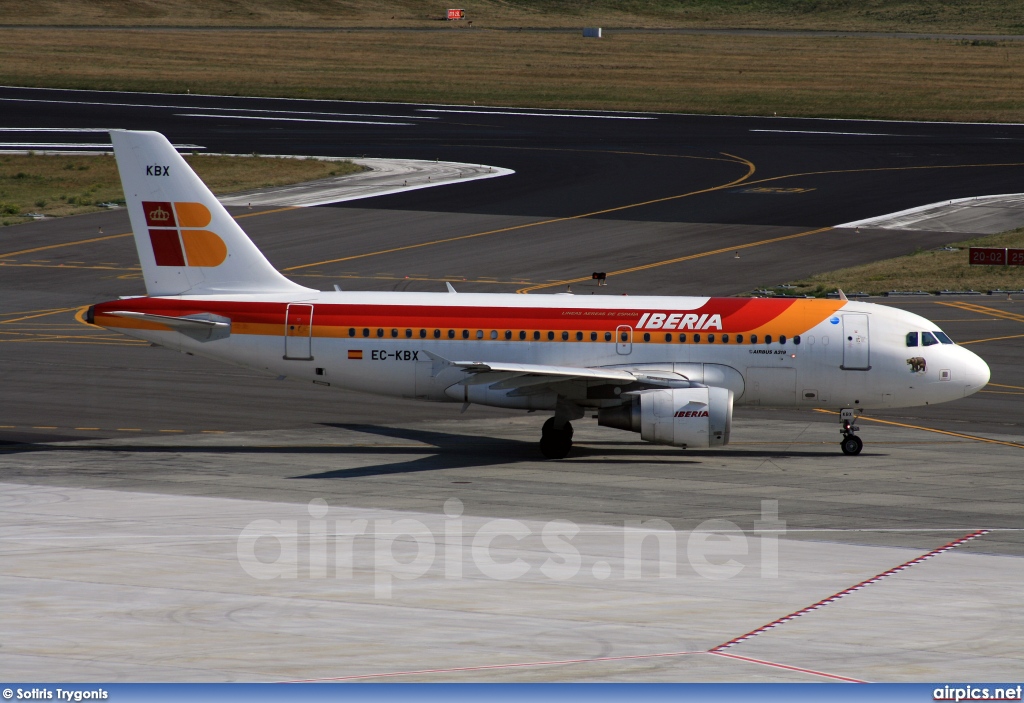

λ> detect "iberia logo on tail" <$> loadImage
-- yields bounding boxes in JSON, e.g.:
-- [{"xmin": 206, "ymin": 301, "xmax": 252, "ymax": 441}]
[{"xmin": 143, "ymin": 201, "xmax": 227, "ymax": 267}]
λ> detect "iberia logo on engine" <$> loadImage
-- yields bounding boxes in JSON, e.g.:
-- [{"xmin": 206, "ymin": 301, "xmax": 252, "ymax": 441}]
[{"xmin": 143, "ymin": 201, "xmax": 227, "ymax": 267}]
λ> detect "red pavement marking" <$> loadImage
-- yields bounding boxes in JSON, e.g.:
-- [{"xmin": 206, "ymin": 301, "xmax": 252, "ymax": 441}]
[{"xmin": 711, "ymin": 529, "xmax": 991, "ymax": 652}]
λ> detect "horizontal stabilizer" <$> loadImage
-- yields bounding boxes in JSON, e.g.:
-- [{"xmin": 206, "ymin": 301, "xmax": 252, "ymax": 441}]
[{"xmin": 107, "ymin": 311, "xmax": 229, "ymax": 330}]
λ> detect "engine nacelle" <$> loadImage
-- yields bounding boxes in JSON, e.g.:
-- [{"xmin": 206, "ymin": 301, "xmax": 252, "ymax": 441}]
[{"xmin": 598, "ymin": 387, "xmax": 733, "ymax": 448}]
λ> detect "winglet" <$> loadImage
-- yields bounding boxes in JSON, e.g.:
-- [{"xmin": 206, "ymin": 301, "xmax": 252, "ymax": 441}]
[
  {"xmin": 837, "ymin": 289, "xmax": 849, "ymax": 301},
  {"xmin": 446, "ymin": 282, "xmax": 457, "ymax": 293}
]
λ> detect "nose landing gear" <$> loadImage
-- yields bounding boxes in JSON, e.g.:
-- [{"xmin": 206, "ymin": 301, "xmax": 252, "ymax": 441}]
[{"xmin": 839, "ymin": 408, "xmax": 863, "ymax": 455}]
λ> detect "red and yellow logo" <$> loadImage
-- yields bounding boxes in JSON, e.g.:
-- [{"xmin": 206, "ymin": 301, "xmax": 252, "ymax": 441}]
[{"xmin": 143, "ymin": 201, "xmax": 227, "ymax": 267}]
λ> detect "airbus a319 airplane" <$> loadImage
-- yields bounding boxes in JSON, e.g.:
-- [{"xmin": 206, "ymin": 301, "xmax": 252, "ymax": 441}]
[{"xmin": 87, "ymin": 131, "xmax": 991, "ymax": 458}]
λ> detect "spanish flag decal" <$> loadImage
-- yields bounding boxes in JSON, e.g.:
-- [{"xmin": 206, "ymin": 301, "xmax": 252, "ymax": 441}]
[{"xmin": 348, "ymin": 350, "xmax": 363, "ymax": 360}]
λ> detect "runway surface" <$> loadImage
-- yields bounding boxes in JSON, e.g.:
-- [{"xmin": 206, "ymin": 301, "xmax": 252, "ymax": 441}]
[{"xmin": 1, "ymin": 86, "xmax": 1022, "ymax": 682}]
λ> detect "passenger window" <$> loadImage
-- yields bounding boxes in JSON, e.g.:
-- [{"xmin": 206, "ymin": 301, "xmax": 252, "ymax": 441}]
[
  {"xmin": 604, "ymin": 332, "xmax": 612, "ymax": 341},
  {"xmin": 765, "ymin": 335, "xmax": 772, "ymax": 344},
  {"xmin": 779, "ymin": 335, "xmax": 786, "ymax": 345},
  {"xmin": 503, "ymin": 330, "xmax": 511, "ymax": 340},
  {"xmin": 591, "ymin": 332, "xmax": 598, "ymax": 341},
  {"xmin": 391, "ymin": 329, "xmax": 398, "ymax": 338},
  {"xmin": 420, "ymin": 329, "xmax": 427, "ymax": 339},
  {"xmin": 519, "ymin": 330, "xmax": 526, "ymax": 340},
  {"xmin": 679, "ymin": 333, "xmax": 686, "ymax": 342},
  {"xmin": 405, "ymin": 329, "xmax": 412, "ymax": 338},
  {"xmin": 736, "ymin": 334, "xmax": 743, "ymax": 344},
  {"xmin": 433, "ymin": 329, "xmax": 440, "ymax": 339},
  {"xmin": 576, "ymin": 331, "xmax": 583, "ymax": 341},
  {"xmin": 693, "ymin": 333, "xmax": 701, "ymax": 343},
  {"xmin": 643, "ymin": 333, "xmax": 650, "ymax": 342},
  {"xmin": 722, "ymin": 334, "xmax": 729, "ymax": 343},
  {"xmin": 793, "ymin": 335, "xmax": 800, "ymax": 345},
  {"xmin": 462, "ymin": 329, "xmax": 469, "ymax": 339},
  {"xmin": 922, "ymin": 331, "xmax": 938, "ymax": 346},
  {"xmin": 448, "ymin": 330, "xmax": 455, "ymax": 339},
  {"xmin": 620, "ymin": 331, "xmax": 628, "ymax": 342},
  {"xmin": 707, "ymin": 333, "xmax": 715, "ymax": 343},
  {"xmin": 665, "ymin": 333, "xmax": 672, "ymax": 342},
  {"xmin": 562, "ymin": 331, "xmax": 569, "ymax": 341},
  {"xmin": 376, "ymin": 328, "xmax": 384, "ymax": 338},
  {"xmin": 934, "ymin": 331, "xmax": 954, "ymax": 344},
  {"xmin": 534, "ymin": 331, "xmax": 541, "ymax": 341},
  {"xmin": 362, "ymin": 328, "xmax": 370, "ymax": 337},
  {"xmin": 906, "ymin": 332, "xmax": 919, "ymax": 347},
  {"xmin": 750, "ymin": 334, "xmax": 757, "ymax": 344},
  {"xmin": 547, "ymin": 331, "xmax": 555, "ymax": 341},
  {"xmin": 348, "ymin": 328, "xmax": 356, "ymax": 337}
]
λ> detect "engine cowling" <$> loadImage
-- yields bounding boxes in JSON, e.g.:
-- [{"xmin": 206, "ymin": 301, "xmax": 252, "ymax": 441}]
[{"xmin": 597, "ymin": 387, "xmax": 733, "ymax": 448}]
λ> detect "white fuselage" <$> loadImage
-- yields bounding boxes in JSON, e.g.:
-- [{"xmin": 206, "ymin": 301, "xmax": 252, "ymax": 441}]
[{"xmin": 94, "ymin": 291, "xmax": 991, "ymax": 413}]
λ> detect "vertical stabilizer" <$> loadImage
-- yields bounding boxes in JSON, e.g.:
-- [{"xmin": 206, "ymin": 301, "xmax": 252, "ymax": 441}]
[{"xmin": 110, "ymin": 130, "xmax": 313, "ymax": 296}]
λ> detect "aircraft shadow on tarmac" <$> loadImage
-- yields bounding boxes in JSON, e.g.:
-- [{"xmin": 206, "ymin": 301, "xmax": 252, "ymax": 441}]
[{"xmin": 0, "ymin": 424, "xmax": 847, "ymax": 479}]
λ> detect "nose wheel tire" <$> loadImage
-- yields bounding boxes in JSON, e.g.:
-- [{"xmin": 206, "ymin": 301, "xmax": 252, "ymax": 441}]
[
  {"xmin": 540, "ymin": 418, "xmax": 574, "ymax": 459},
  {"xmin": 840, "ymin": 435, "xmax": 863, "ymax": 455}
]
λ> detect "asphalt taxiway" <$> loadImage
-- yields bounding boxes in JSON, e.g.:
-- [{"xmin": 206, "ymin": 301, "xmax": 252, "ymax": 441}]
[{"xmin": 1, "ymin": 87, "xmax": 1022, "ymax": 682}]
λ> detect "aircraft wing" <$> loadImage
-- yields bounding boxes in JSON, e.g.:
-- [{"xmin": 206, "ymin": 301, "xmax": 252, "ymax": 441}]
[{"xmin": 424, "ymin": 351, "xmax": 689, "ymax": 393}]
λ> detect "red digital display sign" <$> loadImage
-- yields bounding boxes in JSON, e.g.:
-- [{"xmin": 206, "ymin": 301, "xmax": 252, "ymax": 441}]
[
  {"xmin": 969, "ymin": 247, "xmax": 1007, "ymax": 265},
  {"xmin": 447, "ymin": 8, "xmax": 465, "ymax": 20}
]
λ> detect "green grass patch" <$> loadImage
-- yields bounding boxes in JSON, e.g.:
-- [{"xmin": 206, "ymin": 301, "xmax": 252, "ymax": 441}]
[
  {"xmin": 767, "ymin": 229, "xmax": 1024, "ymax": 297},
  {"xmin": 0, "ymin": 153, "xmax": 362, "ymax": 225}
]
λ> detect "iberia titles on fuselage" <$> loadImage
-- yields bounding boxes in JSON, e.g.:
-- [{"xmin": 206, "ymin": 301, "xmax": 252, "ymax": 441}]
[{"xmin": 87, "ymin": 130, "xmax": 991, "ymax": 458}]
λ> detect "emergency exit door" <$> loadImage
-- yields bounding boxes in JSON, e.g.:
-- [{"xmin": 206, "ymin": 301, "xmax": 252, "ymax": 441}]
[
  {"xmin": 284, "ymin": 303, "xmax": 314, "ymax": 360},
  {"xmin": 841, "ymin": 314, "xmax": 870, "ymax": 370},
  {"xmin": 615, "ymin": 325, "xmax": 633, "ymax": 355}
]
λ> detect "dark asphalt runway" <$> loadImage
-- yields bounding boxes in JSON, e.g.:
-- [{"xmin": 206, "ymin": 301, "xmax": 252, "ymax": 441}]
[
  {"xmin": 1, "ymin": 85, "xmax": 1022, "ymax": 442},
  {"xmin": 3, "ymin": 88, "xmax": 1023, "ymax": 683}
]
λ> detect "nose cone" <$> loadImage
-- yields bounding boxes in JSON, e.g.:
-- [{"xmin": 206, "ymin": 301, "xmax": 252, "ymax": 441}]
[{"xmin": 962, "ymin": 348, "xmax": 991, "ymax": 397}]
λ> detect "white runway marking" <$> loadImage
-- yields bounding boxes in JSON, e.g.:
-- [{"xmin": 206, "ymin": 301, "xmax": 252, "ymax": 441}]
[
  {"xmin": 0, "ymin": 127, "xmax": 113, "ymax": 132},
  {"xmin": 0, "ymin": 142, "xmax": 120, "ymax": 148},
  {"xmin": 418, "ymin": 108, "xmax": 656, "ymax": 120},
  {"xmin": 751, "ymin": 129, "xmax": 895, "ymax": 136},
  {"xmin": 0, "ymin": 97, "xmax": 429, "ymax": 122},
  {"xmin": 168, "ymin": 105, "xmax": 436, "ymax": 120},
  {"xmin": 177, "ymin": 113, "xmax": 414, "ymax": 126}
]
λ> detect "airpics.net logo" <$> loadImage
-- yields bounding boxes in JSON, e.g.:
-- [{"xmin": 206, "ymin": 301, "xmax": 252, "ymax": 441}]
[
  {"xmin": 236, "ymin": 499, "xmax": 787, "ymax": 599},
  {"xmin": 142, "ymin": 201, "xmax": 227, "ymax": 268}
]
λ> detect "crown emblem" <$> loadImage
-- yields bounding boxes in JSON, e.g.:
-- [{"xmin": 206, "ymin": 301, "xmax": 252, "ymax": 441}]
[{"xmin": 149, "ymin": 206, "xmax": 171, "ymax": 222}]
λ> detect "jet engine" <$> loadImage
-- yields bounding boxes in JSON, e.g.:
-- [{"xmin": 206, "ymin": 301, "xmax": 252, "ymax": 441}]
[{"xmin": 597, "ymin": 386, "xmax": 733, "ymax": 448}]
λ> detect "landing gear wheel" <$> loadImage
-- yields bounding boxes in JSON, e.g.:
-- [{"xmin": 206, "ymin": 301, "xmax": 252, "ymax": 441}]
[
  {"xmin": 540, "ymin": 419, "xmax": 573, "ymax": 459},
  {"xmin": 840, "ymin": 435, "xmax": 863, "ymax": 455},
  {"xmin": 542, "ymin": 417, "xmax": 573, "ymax": 439}
]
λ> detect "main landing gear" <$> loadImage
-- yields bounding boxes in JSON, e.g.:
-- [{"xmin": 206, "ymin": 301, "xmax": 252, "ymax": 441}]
[
  {"xmin": 839, "ymin": 408, "xmax": 863, "ymax": 455},
  {"xmin": 539, "ymin": 401, "xmax": 584, "ymax": 460},
  {"xmin": 540, "ymin": 417, "xmax": 574, "ymax": 459}
]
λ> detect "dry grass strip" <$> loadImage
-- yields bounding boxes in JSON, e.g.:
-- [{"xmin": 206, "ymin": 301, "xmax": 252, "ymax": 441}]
[{"xmin": 2, "ymin": 30, "xmax": 1023, "ymax": 122}]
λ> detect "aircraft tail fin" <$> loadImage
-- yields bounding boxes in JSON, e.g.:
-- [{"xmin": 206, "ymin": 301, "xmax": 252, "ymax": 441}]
[{"xmin": 110, "ymin": 129, "xmax": 312, "ymax": 297}]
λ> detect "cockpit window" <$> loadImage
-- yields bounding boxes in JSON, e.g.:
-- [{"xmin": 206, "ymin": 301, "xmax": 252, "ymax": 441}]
[
  {"xmin": 921, "ymin": 331, "xmax": 939, "ymax": 346},
  {"xmin": 906, "ymin": 332, "xmax": 918, "ymax": 347},
  {"xmin": 934, "ymin": 331, "xmax": 954, "ymax": 345}
]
